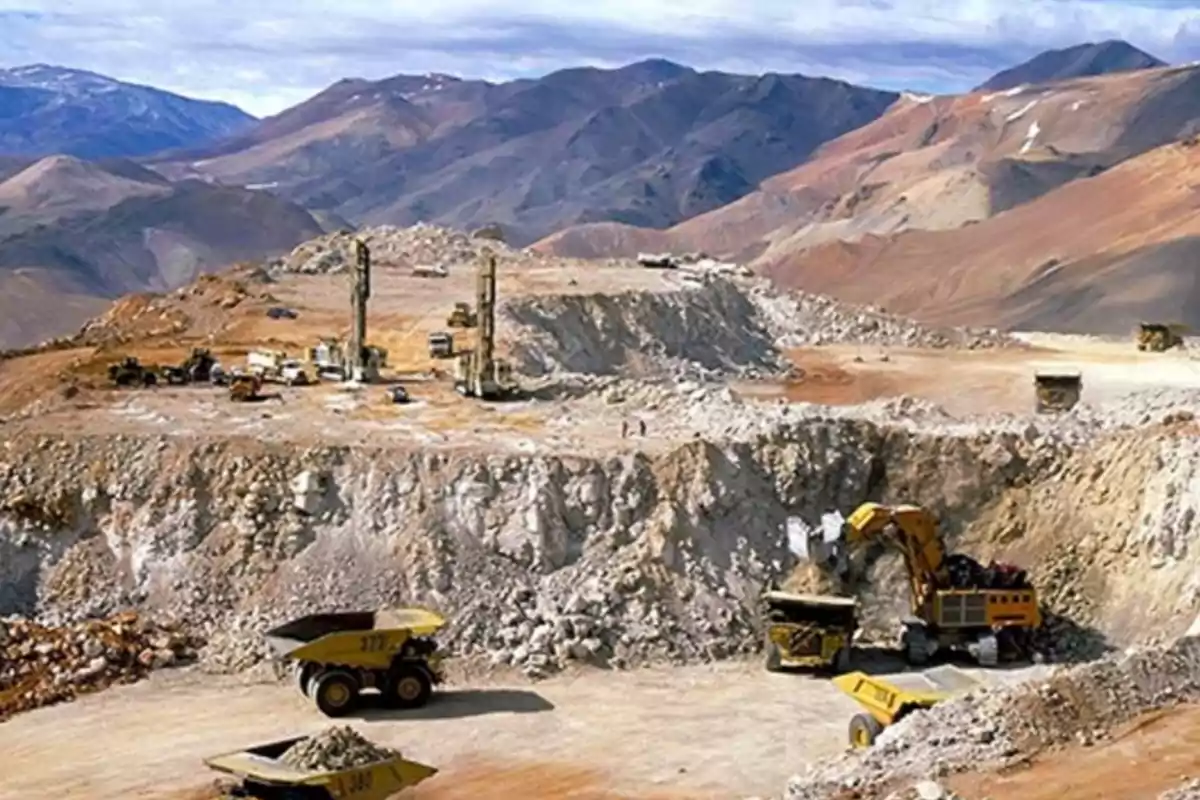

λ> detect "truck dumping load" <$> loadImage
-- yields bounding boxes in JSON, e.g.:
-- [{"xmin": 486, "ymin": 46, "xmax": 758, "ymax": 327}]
[
  {"xmin": 0, "ymin": 612, "xmax": 199, "ymax": 720},
  {"xmin": 280, "ymin": 726, "xmax": 399, "ymax": 771}
]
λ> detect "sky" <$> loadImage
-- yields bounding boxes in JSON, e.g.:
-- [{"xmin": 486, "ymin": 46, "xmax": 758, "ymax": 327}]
[{"xmin": 1, "ymin": 0, "xmax": 1198, "ymax": 116}]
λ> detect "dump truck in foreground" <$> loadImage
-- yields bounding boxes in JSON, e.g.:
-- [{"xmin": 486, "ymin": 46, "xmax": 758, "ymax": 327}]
[
  {"xmin": 204, "ymin": 736, "xmax": 438, "ymax": 799},
  {"xmin": 762, "ymin": 591, "xmax": 857, "ymax": 673},
  {"xmin": 833, "ymin": 665, "xmax": 983, "ymax": 748},
  {"xmin": 1033, "ymin": 370, "xmax": 1081, "ymax": 413},
  {"xmin": 265, "ymin": 608, "xmax": 447, "ymax": 717}
]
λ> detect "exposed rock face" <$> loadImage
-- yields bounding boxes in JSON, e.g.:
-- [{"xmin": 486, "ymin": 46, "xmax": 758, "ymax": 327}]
[
  {"xmin": 503, "ymin": 280, "xmax": 783, "ymax": 379},
  {"xmin": 0, "ymin": 416, "xmax": 1075, "ymax": 678},
  {"xmin": 5, "ymin": 396, "xmax": 1199, "ymax": 683}
]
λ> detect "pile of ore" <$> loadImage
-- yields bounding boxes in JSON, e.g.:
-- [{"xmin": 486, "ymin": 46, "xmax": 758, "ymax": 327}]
[
  {"xmin": 0, "ymin": 611, "xmax": 200, "ymax": 720},
  {"xmin": 280, "ymin": 726, "xmax": 399, "ymax": 771}
]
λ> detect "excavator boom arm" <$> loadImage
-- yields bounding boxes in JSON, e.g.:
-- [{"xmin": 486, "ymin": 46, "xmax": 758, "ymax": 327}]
[{"xmin": 841, "ymin": 502, "xmax": 950, "ymax": 612}]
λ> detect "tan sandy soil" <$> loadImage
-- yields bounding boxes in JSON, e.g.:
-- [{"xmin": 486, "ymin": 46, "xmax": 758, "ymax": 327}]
[{"xmin": 0, "ymin": 660, "xmax": 867, "ymax": 800}]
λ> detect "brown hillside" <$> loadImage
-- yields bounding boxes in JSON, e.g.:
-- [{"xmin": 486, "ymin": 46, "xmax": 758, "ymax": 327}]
[{"xmin": 759, "ymin": 137, "xmax": 1200, "ymax": 333}]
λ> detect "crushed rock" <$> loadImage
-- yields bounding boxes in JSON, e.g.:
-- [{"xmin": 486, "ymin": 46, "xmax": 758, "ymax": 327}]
[
  {"xmin": 1160, "ymin": 778, "xmax": 1200, "ymax": 800},
  {"xmin": 279, "ymin": 726, "xmax": 399, "ymax": 771},
  {"xmin": 745, "ymin": 283, "xmax": 1018, "ymax": 351},
  {"xmin": 271, "ymin": 222, "xmax": 630, "ymax": 275},
  {"xmin": 0, "ymin": 611, "xmax": 200, "ymax": 720},
  {"xmin": 784, "ymin": 637, "xmax": 1200, "ymax": 799}
]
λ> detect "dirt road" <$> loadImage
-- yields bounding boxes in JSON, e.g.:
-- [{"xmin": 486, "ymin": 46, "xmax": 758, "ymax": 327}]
[{"xmin": 0, "ymin": 660, "xmax": 861, "ymax": 800}]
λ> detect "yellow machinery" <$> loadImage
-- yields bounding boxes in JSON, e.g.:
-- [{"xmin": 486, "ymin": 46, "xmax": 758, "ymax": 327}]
[
  {"xmin": 1033, "ymin": 370, "xmax": 1081, "ymax": 413},
  {"xmin": 833, "ymin": 665, "xmax": 982, "ymax": 747},
  {"xmin": 454, "ymin": 250, "xmax": 518, "ymax": 400},
  {"xmin": 205, "ymin": 736, "xmax": 438, "ymax": 799},
  {"xmin": 762, "ymin": 591, "xmax": 857, "ymax": 673},
  {"xmin": 264, "ymin": 608, "xmax": 447, "ymax": 717},
  {"xmin": 446, "ymin": 302, "xmax": 477, "ymax": 328},
  {"xmin": 1137, "ymin": 322, "xmax": 1188, "ymax": 352},
  {"xmin": 838, "ymin": 502, "xmax": 1041, "ymax": 666}
]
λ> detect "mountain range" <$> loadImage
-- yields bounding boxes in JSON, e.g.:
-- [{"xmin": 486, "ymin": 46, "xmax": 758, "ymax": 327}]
[{"xmin": 0, "ymin": 39, "xmax": 1193, "ymax": 347}]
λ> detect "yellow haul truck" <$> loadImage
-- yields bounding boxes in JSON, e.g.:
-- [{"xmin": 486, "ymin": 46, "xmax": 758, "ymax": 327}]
[
  {"xmin": 265, "ymin": 608, "xmax": 448, "ymax": 717},
  {"xmin": 762, "ymin": 591, "xmax": 857, "ymax": 673},
  {"xmin": 205, "ymin": 736, "xmax": 438, "ymax": 799},
  {"xmin": 833, "ymin": 665, "xmax": 983, "ymax": 747}
]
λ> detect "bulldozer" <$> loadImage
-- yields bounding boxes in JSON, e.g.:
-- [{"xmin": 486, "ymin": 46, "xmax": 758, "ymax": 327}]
[
  {"xmin": 107, "ymin": 356, "xmax": 158, "ymax": 387},
  {"xmin": 832, "ymin": 502, "xmax": 1041, "ymax": 666},
  {"xmin": 446, "ymin": 302, "xmax": 477, "ymax": 328},
  {"xmin": 1136, "ymin": 322, "xmax": 1188, "ymax": 352},
  {"xmin": 1034, "ymin": 370, "xmax": 1081, "ymax": 413},
  {"xmin": 761, "ymin": 591, "xmax": 857, "ymax": 673}
]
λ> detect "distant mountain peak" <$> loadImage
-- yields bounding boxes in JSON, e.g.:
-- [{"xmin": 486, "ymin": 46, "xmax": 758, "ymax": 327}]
[
  {"xmin": 977, "ymin": 40, "xmax": 1167, "ymax": 91},
  {"xmin": 0, "ymin": 63, "xmax": 255, "ymax": 159}
]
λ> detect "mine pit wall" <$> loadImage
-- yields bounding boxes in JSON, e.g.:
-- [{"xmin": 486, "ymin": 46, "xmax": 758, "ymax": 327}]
[
  {"xmin": 500, "ymin": 279, "xmax": 783, "ymax": 378},
  {"xmin": 0, "ymin": 423, "xmax": 1196, "ymax": 672}
]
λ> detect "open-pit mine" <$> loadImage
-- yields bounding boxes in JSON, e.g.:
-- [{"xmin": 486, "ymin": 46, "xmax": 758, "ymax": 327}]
[{"xmin": 2, "ymin": 224, "xmax": 1200, "ymax": 800}]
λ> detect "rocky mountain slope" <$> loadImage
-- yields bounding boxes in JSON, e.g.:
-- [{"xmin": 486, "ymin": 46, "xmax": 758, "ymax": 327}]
[
  {"xmin": 757, "ymin": 136, "xmax": 1200, "ymax": 334},
  {"xmin": 0, "ymin": 64, "xmax": 255, "ymax": 159},
  {"xmin": 977, "ymin": 40, "xmax": 1167, "ymax": 92},
  {"xmin": 0, "ymin": 157, "xmax": 324, "ymax": 348},
  {"xmin": 537, "ymin": 62, "xmax": 1200, "ymax": 332},
  {"xmin": 153, "ymin": 59, "xmax": 899, "ymax": 245}
]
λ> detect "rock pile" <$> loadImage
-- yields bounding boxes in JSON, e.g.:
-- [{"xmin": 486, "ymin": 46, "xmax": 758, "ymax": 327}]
[
  {"xmin": 272, "ymin": 223, "xmax": 625, "ymax": 275},
  {"xmin": 784, "ymin": 637, "xmax": 1200, "ymax": 799},
  {"xmin": 0, "ymin": 611, "xmax": 199, "ymax": 720},
  {"xmin": 279, "ymin": 726, "xmax": 399, "ymax": 771},
  {"xmin": 747, "ymin": 283, "xmax": 1018, "ymax": 350},
  {"xmin": 503, "ymin": 279, "xmax": 784, "ymax": 380}
]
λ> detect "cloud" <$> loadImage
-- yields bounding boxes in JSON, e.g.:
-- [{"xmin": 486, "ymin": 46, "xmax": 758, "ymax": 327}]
[{"xmin": 0, "ymin": 0, "xmax": 1198, "ymax": 115}]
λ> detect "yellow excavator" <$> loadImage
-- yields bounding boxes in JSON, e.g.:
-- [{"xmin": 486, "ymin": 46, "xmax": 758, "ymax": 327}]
[{"xmin": 836, "ymin": 502, "xmax": 1041, "ymax": 666}]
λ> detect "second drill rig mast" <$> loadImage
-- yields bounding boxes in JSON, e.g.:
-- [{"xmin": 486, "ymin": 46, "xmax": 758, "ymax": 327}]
[{"xmin": 348, "ymin": 239, "xmax": 370, "ymax": 383}]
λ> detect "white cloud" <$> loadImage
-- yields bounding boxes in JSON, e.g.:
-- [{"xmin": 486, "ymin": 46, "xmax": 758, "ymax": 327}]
[{"xmin": 1, "ymin": 0, "xmax": 1197, "ymax": 115}]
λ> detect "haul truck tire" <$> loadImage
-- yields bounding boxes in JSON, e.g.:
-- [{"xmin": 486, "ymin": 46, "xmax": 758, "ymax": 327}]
[
  {"xmin": 849, "ymin": 713, "xmax": 884, "ymax": 749},
  {"xmin": 764, "ymin": 641, "xmax": 783, "ymax": 673},
  {"xmin": 386, "ymin": 664, "xmax": 433, "ymax": 709},
  {"xmin": 313, "ymin": 670, "xmax": 360, "ymax": 717}
]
